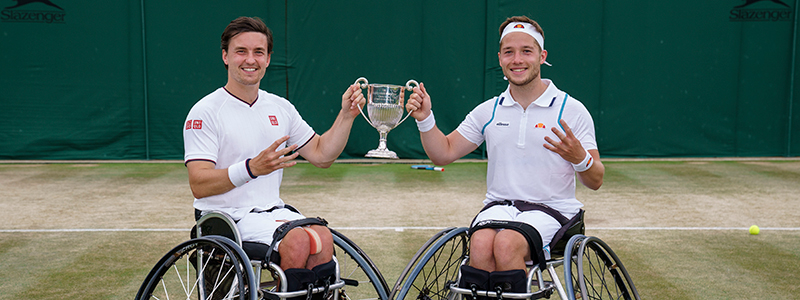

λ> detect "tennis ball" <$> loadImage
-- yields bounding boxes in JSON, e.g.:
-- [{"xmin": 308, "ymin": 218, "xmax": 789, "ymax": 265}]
[{"xmin": 749, "ymin": 225, "xmax": 760, "ymax": 235}]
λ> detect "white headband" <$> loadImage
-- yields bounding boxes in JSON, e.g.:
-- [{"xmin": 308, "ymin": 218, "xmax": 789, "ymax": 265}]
[{"xmin": 500, "ymin": 22, "xmax": 551, "ymax": 66}]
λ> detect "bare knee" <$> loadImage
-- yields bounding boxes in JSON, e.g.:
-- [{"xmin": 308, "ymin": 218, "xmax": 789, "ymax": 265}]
[
  {"xmin": 469, "ymin": 229, "xmax": 497, "ymax": 271},
  {"xmin": 279, "ymin": 227, "xmax": 310, "ymax": 269},
  {"xmin": 493, "ymin": 230, "xmax": 528, "ymax": 271}
]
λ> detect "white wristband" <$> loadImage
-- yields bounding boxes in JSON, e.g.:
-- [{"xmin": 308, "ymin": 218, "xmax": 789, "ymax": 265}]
[
  {"xmin": 228, "ymin": 159, "xmax": 255, "ymax": 187},
  {"xmin": 416, "ymin": 111, "xmax": 436, "ymax": 132},
  {"xmin": 572, "ymin": 150, "xmax": 594, "ymax": 173}
]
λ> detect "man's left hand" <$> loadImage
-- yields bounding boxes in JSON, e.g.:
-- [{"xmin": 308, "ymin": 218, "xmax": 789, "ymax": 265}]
[{"xmin": 544, "ymin": 119, "xmax": 586, "ymax": 164}]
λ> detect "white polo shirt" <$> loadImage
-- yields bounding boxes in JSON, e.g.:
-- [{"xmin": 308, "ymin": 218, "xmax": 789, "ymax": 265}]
[
  {"xmin": 456, "ymin": 79, "xmax": 597, "ymax": 215},
  {"xmin": 184, "ymin": 87, "xmax": 316, "ymax": 220}
]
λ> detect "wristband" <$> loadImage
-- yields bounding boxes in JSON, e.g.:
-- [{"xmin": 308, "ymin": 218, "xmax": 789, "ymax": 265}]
[
  {"xmin": 572, "ymin": 150, "xmax": 594, "ymax": 173},
  {"xmin": 415, "ymin": 111, "xmax": 436, "ymax": 132},
  {"xmin": 228, "ymin": 159, "xmax": 256, "ymax": 187}
]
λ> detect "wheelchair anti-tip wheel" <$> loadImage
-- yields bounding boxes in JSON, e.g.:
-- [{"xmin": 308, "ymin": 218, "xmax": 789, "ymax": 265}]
[
  {"xmin": 391, "ymin": 227, "xmax": 469, "ymax": 300},
  {"xmin": 564, "ymin": 235, "xmax": 639, "ymax": 300},
  {"xmin": 136, "ymin": 236, "xmax": 256, "ymax": 300}
]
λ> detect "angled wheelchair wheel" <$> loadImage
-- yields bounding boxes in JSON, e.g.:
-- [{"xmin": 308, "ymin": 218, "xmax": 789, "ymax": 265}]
[
  {"xmin": 563, "ymin": 235, "xmax": 639, "ymax": 300},
  {"xmin": 136, "ymin": 236, "xmax": 257, "ymax": 300},
  {"xmin": 331, "ymin": 229, "xmax": 391, "ymax": 300},
  {"xmin": 391, "ymin": 227, "xmax": 469, "ymax": 300}
]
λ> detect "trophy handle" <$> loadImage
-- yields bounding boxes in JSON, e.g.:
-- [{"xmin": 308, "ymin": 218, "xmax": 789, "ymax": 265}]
[
  {"xmin": 355, "ymin": 77, "xmax": 369, "ymax": 89},
  {"xmin": 395, "ymin": 79, "xmax": 420, "ymax": 127},
  {"xmin": 354, "ymin": 77, "xmax": 374, "ymax": 127},
  {"xmin": 405, "ymin": 79, "xmax": 419, "ymax": 91}
]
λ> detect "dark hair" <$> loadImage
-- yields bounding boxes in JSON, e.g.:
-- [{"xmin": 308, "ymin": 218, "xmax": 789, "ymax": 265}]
[
  {"xmin": 498, "ymin": 16, "xmax": 544, "ymax": 50},
  {"xmin": 220, "ymin": 16, "xmax": 273, "ymax": 54}
]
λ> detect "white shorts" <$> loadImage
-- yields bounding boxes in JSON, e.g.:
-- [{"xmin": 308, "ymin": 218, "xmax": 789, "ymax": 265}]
[
  {"xmin": 236, "ymin": 208, "xmax": 305, "ymax": 246},
  {"xmin": 471, "ymin": 205, "xmax": 576, "ymax": 259}
]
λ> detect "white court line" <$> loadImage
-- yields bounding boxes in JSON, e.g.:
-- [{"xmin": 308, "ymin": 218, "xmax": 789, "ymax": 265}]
[{"xmin": 1, "ymin": 227, "xmax": 800, "ymax": 233}]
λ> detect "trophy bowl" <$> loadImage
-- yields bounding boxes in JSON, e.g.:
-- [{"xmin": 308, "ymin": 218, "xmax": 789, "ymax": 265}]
[{"xmin": 355, "ymin": 77, "xmax": 418, "ymax": 159}]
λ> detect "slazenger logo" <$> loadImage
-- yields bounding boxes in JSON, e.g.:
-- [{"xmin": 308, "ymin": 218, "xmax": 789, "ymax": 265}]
[
  {"xmin": 1, "ymin": 0, "xmax": 65, "ymax": 24},
  {"xmin": 730, "ymin": 0, "xmax": 793, "ymax": 22}
]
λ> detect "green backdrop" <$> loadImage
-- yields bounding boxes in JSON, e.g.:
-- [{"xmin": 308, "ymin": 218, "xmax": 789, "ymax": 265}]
[{"xmin": 2, "ymin": 0, "xmax": 798, "ymax": 160}]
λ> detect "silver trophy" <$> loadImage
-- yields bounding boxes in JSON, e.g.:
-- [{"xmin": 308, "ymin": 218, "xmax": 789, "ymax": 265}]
[{"xmin": 355, "ymin": 77, "xmax": 418, "ymax": 159}]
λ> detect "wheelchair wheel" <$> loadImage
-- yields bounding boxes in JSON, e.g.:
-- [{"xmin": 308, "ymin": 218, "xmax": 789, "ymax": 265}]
[
  {"xmin": 136, "ymin": 236, "xmax": 256, "ymax": 300},
  {"xmin": 331, "ymin": 229, "xmax": 391, "ymax": 300},
  {"xmin": 563, "ymin": 235, "xmax": 639, "ymax": 300},
  {"xmin": 391, "ymin": 227, "xmax": 469, "ymax": 300}
]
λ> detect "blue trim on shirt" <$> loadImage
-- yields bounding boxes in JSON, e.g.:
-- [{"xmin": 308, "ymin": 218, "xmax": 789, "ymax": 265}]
[
  {"xmin": 557, "ymin": 94, "xmax": 568, "ymax": 131},
  {"xmin": 481, "ymin": 97, "xmax": 502, "ymax": 135}
]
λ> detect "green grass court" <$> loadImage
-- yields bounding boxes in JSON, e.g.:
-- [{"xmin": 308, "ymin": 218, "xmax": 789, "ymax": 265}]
[{"xmin": 0, "ymin": 160, "xmax": 798, "ymax": 299}]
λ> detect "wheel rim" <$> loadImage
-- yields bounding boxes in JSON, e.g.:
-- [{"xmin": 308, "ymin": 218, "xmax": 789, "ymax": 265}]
[
  {"xmin": 139, "ymin": 239, "xmax": 247, "ymax": 300},
  {"xmin": 397, "ymin": 229, "xmax": 468, "ymax": 300},
  {"xmin": 573, "ymin": 239, "xmax": 632, "ymax": 300}
]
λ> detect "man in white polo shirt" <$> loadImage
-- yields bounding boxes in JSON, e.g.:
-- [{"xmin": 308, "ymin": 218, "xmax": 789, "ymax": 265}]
[
  {"xmin": 406, "ymin": 16, "xmax": 605, "ymax": 295},
  {"xmin": 183, "ymin": 16, "xmax": 364, "ymax": 295}
]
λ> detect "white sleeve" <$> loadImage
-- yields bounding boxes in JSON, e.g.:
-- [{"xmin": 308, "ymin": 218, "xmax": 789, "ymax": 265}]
[{"xmin": 183, "ymin": 104, "xmax": 219, "ymax": 163}]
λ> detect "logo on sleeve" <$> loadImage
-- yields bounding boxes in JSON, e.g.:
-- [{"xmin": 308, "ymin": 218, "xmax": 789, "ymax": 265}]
[
  {"xmin": 269, "ymin": 115, "xmax": 279, "ymax": 126},
  {"xmin": 186, "ymin": 120, "xmax": 203, "ymax": 130}
]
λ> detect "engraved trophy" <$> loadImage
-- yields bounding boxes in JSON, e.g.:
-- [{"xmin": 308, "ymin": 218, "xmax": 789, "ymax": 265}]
[{"xmin": 355, "ymin": 77, "xmax": 418, "ymax": 159}]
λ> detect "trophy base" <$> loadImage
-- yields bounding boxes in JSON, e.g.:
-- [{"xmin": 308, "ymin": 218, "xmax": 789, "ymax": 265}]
[{"xmin": 365, "ymin": 149, "xmax": 399, "ymax": 159}]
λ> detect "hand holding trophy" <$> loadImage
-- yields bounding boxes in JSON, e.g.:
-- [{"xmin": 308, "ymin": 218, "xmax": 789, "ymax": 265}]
[{"xmin": 354, "ymin": 77, "xmax": 418, "ymax": 159}]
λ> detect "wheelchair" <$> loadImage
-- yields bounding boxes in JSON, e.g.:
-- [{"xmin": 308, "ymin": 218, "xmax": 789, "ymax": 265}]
[
  {"xmin": 390, "ymin": 210, "xmax": 640, "ymax": 300},
  {"xmin": 135, "ymin": 210, "xmax": 391, "ymax": 300}
]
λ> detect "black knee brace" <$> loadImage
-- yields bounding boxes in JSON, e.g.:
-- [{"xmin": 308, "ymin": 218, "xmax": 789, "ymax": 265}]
[
  {"xmin": 311, "ymin": 260, "xmax": 336, "ymax": 300},
  {"xmin": 284, "ymin": 268, "xmax": 316, "ymax": 300},
  {"xmin": 459, "ymin": 265, "xmax": 490, "ymax": 300},
  {"xmin": 489, "ymin": 269, "xmax": 527, "ymax": 294}
]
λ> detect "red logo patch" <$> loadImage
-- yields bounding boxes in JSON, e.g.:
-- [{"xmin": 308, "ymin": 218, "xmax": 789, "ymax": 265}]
[
  {"xmin": 185, "ymin": 120, "xmax": 192, "ymax": 130},
  {"xmin": 534, "ymin": 123, "xmax": 546, "ymax": 129},
  {"xmin": 192, "ymin": 120, "xmax": 203, "ymax": 129},
  {"xmin": 514, "ymin": 24, "xmax": 525, "ymax": 29},
  {"xmin": 269, "ymin": 116, "xmax": 278, "ymax": 126}
]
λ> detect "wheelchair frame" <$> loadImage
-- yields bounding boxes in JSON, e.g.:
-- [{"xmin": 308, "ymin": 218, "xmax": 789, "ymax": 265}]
[
  {"xmin": 135, "ymin": 211, "xmax": 390, "ymax": 300},
  {"xmin": 391, "ymin": 225, "xmax": 640, "ymax": 300},
  {"xmin": 137, "ymin": 212, "xmax": 638, "ymax": 300}
]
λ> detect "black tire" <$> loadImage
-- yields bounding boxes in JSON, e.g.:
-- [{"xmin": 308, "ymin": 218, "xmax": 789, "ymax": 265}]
[
  {"xmin": 391, "ymin": 227, "xmax": 469, "ymax": 300},
  {"xmin": 564, "ymin": 235, "xmax": 639, "ymax": 300},
  {"xmin": 136, "ymin": 236, "xmax": 255, "ymax": 300},
  {"xmin": 331, "ymin": 229, "xmax": 391, "ymax": 300}
]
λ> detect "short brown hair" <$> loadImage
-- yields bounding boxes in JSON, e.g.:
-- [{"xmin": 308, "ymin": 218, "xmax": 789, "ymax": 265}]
[
  {"xmin": 498, "ymin": 16, "xmax": 544, "ymax": 50},
  {"xmin": 220, "ymin": 16, "xmax": 273, "ymax": 54}
]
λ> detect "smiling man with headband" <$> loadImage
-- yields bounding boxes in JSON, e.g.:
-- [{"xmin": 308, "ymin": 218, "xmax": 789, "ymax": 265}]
[{"xmin": 406, "ymin": 15, "xmax": 605, "ymax": 297}]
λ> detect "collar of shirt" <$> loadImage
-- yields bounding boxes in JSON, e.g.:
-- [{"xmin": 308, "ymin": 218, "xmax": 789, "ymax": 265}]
[{"xmin": 499, "ymin": 79, "xmax": 560, "ymax": 108}]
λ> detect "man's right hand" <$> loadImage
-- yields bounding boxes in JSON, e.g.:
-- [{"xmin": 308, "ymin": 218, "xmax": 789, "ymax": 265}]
[
  {"xmin": 248, "ymin": 135, "xmax": 300, "ymax": 177},
  {"xmin": 407, "ymin": 82, "xmax": 432, "ymax": 121}
]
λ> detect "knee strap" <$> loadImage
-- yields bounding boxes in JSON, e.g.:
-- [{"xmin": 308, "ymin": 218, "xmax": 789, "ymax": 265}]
[{"xmin": 469, "ymin": 220, "xmax": 546, "ymax": 271}]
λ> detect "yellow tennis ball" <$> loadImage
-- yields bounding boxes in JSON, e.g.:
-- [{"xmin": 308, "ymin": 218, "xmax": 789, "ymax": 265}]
[{"xmin": 749, "ymin": 225, "xmax": 760, "ymax": 235}]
